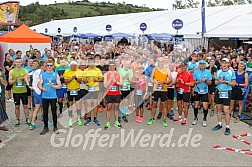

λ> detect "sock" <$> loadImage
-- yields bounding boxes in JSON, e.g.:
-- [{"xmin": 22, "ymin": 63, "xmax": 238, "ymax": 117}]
[
  {"xmin": 226, "ymin": 125, "xmax": 230, "ymax": 129},
  {"xmin": 194, "ymin": 108, "xmax": 198, "ymax": 118},
  {"xmin": 203, "ymin": 109, "xmax": 208, "ymax": 120},
  {"xmin": 58, "ymin": 102, "xmax": 63, "ymax": 114},
  {"xmin": 123, "ymin": 106, "xmax": 128, "ymax": 116},
  {"xmin": 68, "ymin": 110, "xmax": 73, "ymax": 118},
  {"xmin": 218, "ymin": 122, "xmax": 222, "ymax": 126}
]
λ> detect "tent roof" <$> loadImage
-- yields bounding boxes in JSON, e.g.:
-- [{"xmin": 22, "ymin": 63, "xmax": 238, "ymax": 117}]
[
  {"xmin": 0, "ymin": 24, "xmax": 51, "ymax": 43},
  {"xmin": 31, "ymin": 4, "xmax": 252, "ymax": 38}
]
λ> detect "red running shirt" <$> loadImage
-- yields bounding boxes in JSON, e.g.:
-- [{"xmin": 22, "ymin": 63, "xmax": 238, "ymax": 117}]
[
  {"xmin": 106, "ymin": 72, "xmax": 121, "ymax": 96},
  {"xmin": 176, "ymin": 72, "xmax": 194, "ymax": 93}
]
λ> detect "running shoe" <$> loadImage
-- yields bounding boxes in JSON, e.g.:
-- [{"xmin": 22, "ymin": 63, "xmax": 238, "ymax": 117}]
[
  {"xmin": 84, "ymin": 118, "xmax": 91, "ymax": 126},
  {"xmin": 68, "ymin": 119, "xmax": 73, "ymax": 127},
  {"xmin": 53, "ymin": 127, "xmax": 59, "ymax": 134},
  {"xmin": 84, "ymin": 114, "xmax": 89, "ymax": 120},
  {"xmin": 147, "ymin": 118, "xmax": 155, "ymax": 125},
  {"xmin": 0, "ymin": 126, "xmax": 8, "ymax": 131},
  {"xmin": 202, "ymin": 119, "xmax": 207, "ymax": 127},
  {"xmin": 147, "ymin": 104, "xmax": 152, "ymax": 110},
  {"xmin": 122, "ymin": 116, "xmax": 128, "ymax": 122},
  {"xmin": 192, "ymin": 118, "xmax": 198, "ymax": 125},
  {"xmin": 224, "ymin": 128, "xmax": 231, "ymax": 135},
  {"xmin": 138, "ymin": 116, "xmax": 143, "ymax": 123},
  {"xmin": 104, "ymin": 122, "xmax": 110, "ymax": 130},
  {"xmin": 157, "ymin": 112, "xmax": 162, "ymax": 120},
  {"xmin": 114, "ymin": 121, "xmax": 122, "ymax": 128},
  {"xmin": 212, "ymin": 124, "xmax": 222, "ymax": 131},
  {"xmin": 173, "ymin": 117, "xmax": 182, "ymax": 122},
  {"xmin": 26, "ymin": 118, "xmax": 31, "ymax": 125},
  {"xmin": 167, "ymin": 113, "xmax": 174, "ymax": 121},
  {"xmin": 77, "ymin": 118, "xmax": 83, "ymax": 126},
  {"xmin": 234, "ymin": 116, "xmax": 240, "ymax": 123},
  {"xmin": 136, "ymin": 116, "xmax": 140, "ymax": 122},
  {"xmin": 162, "ymin": 120, "xmax": 168, "ymax": 127},
  {"xmin": 170, "ymin": 110, "xmax": 174, "ymax": 116},
  {"xmin": 15, "ymin": 119, "xmax": 20, "ymax": 127},
  {"xmin": 40, "ymin": 128, "xmax": 49, "ymax": 135},
  {"xmin": 181, "ymin": 118, "xmax": 187, "ymax": 125},
  {"xmin": 93, "ymin": 119, "xmax": 100, "ymax": 126},
  {"xmin": 29, "ymin": 124, "xmax": 38, "ymax": 130},
  {"xmin": 210, "ymin": 110, "xmax": 214, "ymax": 117}
]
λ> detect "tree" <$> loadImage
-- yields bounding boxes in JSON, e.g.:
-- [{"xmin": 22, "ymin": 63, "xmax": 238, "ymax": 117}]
[
  {"xmin": 185, "ymin": 0, "xmax": 200, "ymax": 8},
  {"xmin": 172, "ymin": 0, "xmax": 186, "ymax": 9}
]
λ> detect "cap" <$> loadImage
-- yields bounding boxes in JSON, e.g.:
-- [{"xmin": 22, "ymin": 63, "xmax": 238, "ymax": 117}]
[
  {"xmin": 90, "ymin": 52, "xmax": 94, "ymax": 54},
  {"xmin": 210, "ymin": 58, "xmax": 216, "ymax": 61},
  {"xmin": 181, "ymin": 62, "xmax": 187, "ymax": 66},
  {"xmin": 70, "ymin": 61, "xmax": 78, "ymax": 65},
  {"xmin": 222, "ymin": 58, "xmax": 230, "ymax": 63},
  {"xmin": 199, "ymin": 60, "xmax": 206, "ymax": 64}
]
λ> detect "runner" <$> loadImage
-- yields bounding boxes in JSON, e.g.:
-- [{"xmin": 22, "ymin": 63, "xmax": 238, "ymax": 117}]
[
  {"xmin": 192, "ymin": 60, "xmax": 212, "ymax": 127},
  {"xmin": 55, "ymin": 58, "xmax": 70, "ymax": 117},
  {"xmin": 4, "ymin": 53, "xmax": 14, "ymax": 101},
  {"xmin": 213, "ymin": 58, "xmax": 236, "ymax": 135},
  {"xmin": 38, "ymin": 60, "xmax": 61, "ymax": 135},
  {"xmin": 119, "ymin": 60, "xmax": 133, "ymax": 123},
  {"xmin": 0, "ymin": 68, "xmax": 8, "ymax": 111},
  {"xmin": 148, "ymin": 57, "xmax": 172, "ymax": 127},
  {"xmin": 64, "ymin": 60, "xmax": 82, "ymax": 127},
  {"xmin": 25, "ymin": 59, "xmax": 34, "ymax": 111},
  {"xmin": 174, "ymin": 62, "xmax": 195, "ymax": 125},
  {"xmin": 83, "ymin": 58, "xmax": 103, "ymax": 126},
  {"xmin": 144, "ymin": 58, "xmax": 155, "ymax": 110},
  {"xmin": 103, "ymin": 61, "xmax": 123, "ymax": 130},
  {"xmin": 9, "ymin": 57, "xmax": 31, "ymax": 127},
  {"xmin": 230, "ymin": 61, "xmax": 248, "ymax": 123}
]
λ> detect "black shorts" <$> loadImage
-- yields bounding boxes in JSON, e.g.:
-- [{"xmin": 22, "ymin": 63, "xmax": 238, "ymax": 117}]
[
  {"xmin": 26, "ymin": 86, "xmax": 31, "ymax": 96},
  {"xmin": 194, "ymin": 92, "xmax": 209, "ymax": 102},
  {"xmin": 231, "ymin": 88, "xmax": 244, "ymax": 101},
  {"xmin": 67, "ymin": 91, "xmax": 81, "ymax": 102},
  {"xmin": 85, "ymin": 91, "xmax": 99, "ymax": 99},
  {"xmin": 106, "ymin": 95, "xmax": 121, "ymax": 103},
  {"xmin": 121, "ymin": 90, "xmax": 130, "ymax": 99},
  {"xmin": 177, "ymin": 92, "xmax": 190, "ymax": 103},
  {"xmin": 208, "ymin": 85, "xmax": 216, "ymax": 95},
  {"xmin": 13, "ymin": 93, "xmax": 28, "ymax": 105},
  {"xmin": 6, "ymin": 83, "xmax": 12, "ymax": 91},
  {"xmin": 80, "ymin": 89, "xmax": 88, "ymax": 99},
  {"xmin": 167, "ymin": 88, "xmax": 174, "ymax": 100},
  {"xmin": 214, "ymin": 90, "xmax": 231, "ymax": 106},
  {"xmin": 152, "ymin": 91, "xmax": 167, "ymax": 102}
]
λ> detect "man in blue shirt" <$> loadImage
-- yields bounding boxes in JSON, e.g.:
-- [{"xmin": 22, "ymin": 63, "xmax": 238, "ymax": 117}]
[
  {"xmin": 144, "ymin": 58, "xmax": 155, "ymax": 110},
  {"xmin": 192, "ymin": 60, "xmax": 212, "ymax": 127},
  {"xmin": 213, "ymin": 58, "xmax": 236, "ymax": 135}
]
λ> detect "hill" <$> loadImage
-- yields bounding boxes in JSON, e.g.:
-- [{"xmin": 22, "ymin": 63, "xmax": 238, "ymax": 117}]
[{"xmin": 18, "ymin": 0, "xmax": 164, "ymax": 26}]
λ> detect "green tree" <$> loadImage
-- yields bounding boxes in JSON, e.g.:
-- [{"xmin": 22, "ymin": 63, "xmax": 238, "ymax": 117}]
[{"xmin": 172, "ymin": 0, "xmax": 186, "ymax": 9}]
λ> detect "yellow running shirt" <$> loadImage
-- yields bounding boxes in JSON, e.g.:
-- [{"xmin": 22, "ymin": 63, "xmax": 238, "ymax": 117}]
[
  {"xmin": 83, "ymin": 67, "xmax": 103, "ymax": 91},
  {"xmin": 64, "ymin": 69, "xmax": 82, "ymax": 90}
]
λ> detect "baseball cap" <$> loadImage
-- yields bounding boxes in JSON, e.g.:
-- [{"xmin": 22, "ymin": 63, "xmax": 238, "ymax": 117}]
[
  {"xmin": 222, "ymin": 58, "xmax": 230, "ymax": 63},
  {"xmin": 199, "ymin": 60, "xmax": 206, "ymax": 64},
  {"xmin": 181, "ymin": 62, "xmax": 187, "ymax": 66},
  {"xmin": 70, "ymin": 60, "xmax": 78, "ymax": 65}
]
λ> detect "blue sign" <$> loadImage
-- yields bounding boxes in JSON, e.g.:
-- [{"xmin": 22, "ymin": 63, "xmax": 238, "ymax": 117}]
[
  {"xmin": 104, "ymin": 35, "xmax": 113, "ymax": 42},
  {"xmin": 45, "ymin": 28, "xmax": 48, "ymax": 33},
  {"xmin": 172, "ymin": 19, "xmax": 183, "ymax": 30},
  {"xmin": 106, "ymin": 24, "xmax": 112, "ymax": 32},
  {"xmin": 140, "ymin": 23, "xmax": 147, "ymax": 31},
  {"xmin": 73, "ymin": 27, "xmax": 77, "ymax": 33},
  {"xmin": 175, "ymin": 37, "xmax": 184, "ymax": 45}
]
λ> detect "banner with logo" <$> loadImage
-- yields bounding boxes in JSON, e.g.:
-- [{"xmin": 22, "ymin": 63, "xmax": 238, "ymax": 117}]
[{"xmin": 0, "ymin": 1, "xmax": 20, "ymax": 25}]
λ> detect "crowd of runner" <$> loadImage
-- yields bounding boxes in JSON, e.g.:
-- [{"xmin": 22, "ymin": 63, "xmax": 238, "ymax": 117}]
[{"xmin": 0, "ymin": 42, "xmax": 252, "ymax": 139}]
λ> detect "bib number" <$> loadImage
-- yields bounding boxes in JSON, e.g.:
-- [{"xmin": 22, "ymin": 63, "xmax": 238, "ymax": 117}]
[
  {"xmin": 70, "ymin": 90, "xmax": 78, "ymax": 96},
  {"xmin": 16, "ymin": 81, "xmax": 24, "ymax": 87},
  {"xmin": 121, "ymin": 84, "xmax": 129, "ymax": 91},
  {"xmin": 110, "ymin": 86, "xmax": 118, "ymax": 92},
  {"xmin": 148, "ymin": 82, "xmax": 153, "ymax": 87},
  {"xmin": 135, "ymin": 89, "xmax": 143, "ymax": 95},
  {"xmin": 62, "ymin": 83, "xmax": 67, "ymax": 88},
  {"xmin": 88, "ymin": 86, "xmax": 96, "ymax": 92},
  {"xmin": 198, "ymin": 89, "xmax": 207, "ymax": 94},
  {"xmin": 219, "ymin": 92, "xmax": 228, "ymax": 99},
  {"xmin": 178, "ymin": 88, "xmax": 184, "ymax": 95},
  {"xmin": 156, "ymin": 85, "xmax": 164, "ymax": 91}
]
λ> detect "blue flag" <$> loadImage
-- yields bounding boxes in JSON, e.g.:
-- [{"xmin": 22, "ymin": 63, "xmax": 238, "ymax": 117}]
[{"xmin": 201, "ymin": 0, "xmax": 206, "ymax": 33}]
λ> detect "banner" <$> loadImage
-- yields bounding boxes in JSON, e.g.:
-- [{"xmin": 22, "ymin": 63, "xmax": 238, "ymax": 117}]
[
  {"xmin": 0, "ymin": 1, "xmax": 20, "ymax": 25},
  {"xmin": 201, "ymin": 0, "xmax": 206, "ymax": 33}
]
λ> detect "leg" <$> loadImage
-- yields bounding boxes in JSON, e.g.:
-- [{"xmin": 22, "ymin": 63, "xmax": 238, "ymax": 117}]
[
  {"xmin": 42, "ymin": 99, "xmax": 49, "ymax": 128},
  {"xmin": 151, "ymin": 101, "xmax": 158, "ymax": 119},
  {"xmin": 50, "ymin": 99, "xmax": 58, "ymax": 128},
  {"xmin": 106, "ymin": 103, "xmax": 112, "ymax": 122}
]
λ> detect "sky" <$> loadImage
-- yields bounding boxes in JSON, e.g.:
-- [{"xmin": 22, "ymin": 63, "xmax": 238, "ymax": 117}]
[{"xmin": 19, "ymin": 0, "xmax": 173, "ymax": 10}]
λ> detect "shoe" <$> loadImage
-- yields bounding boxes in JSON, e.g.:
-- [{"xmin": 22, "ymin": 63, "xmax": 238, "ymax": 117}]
[
  {"xmin": 26, "ymin": 118, "xmax": 31, "ymax": 125},
  {"xmin": 167, "ymin": 113, "xmax": 174, "ymax": 121},
  {"xmin": 53, "ymin": 127, "xmax": 59, "ymax": 134},
  {"xmin": 57, "ymin": 113, "xmax": 63, "ymax": 118},
  {"xmin": 147, "ymin": 104, "xmax": 152, "ymax": 110},
  {"xmin": 0, "ymin": 126, "xmax": 8, "ymax": 131},
  {"xmin": 104, "ymin": 122, "xmax": 110, "ymax": 130},
  {"xmin": 234, "ymin": 116, "xmax": 240, "ymax": 123},
  {"xmin": 29, "ymin": 124, "xmax": 38, "ymax": 130},
  {"xmin": 202, "ymin": 119, "xmax": 207, "ymax": 127},
  {"xmin": 157, "ymin": 112, "xmax": 162, "ymax": 120},
  {"xmin": 147, "ymin": 118, "xmax": 155, "ymax": 125},
  {"xmin": 136, "ymin": 116, "xmax": 140, "ymax": 122},
  {"xmin": 118, "ymin": 117, "xmax": 121, "ymax": 123},
  {"xmin": 138, "ymin": 116, "xmax": 143, "ymax": 123},
  {"xmin": 84, "ymin": 114, "xmax": 88, "ymax": 120},
  {"xmin": 210, "ymin": 110, "xmax": 214, "ymax": 117},
  {"xmin": 173, "ymin": 117, "xmax": 182, "ymax": 122},
  {"xmin": 224, "ymin": 128, "xmax": 231, "ymax": 135},
  {"xmin": 162, "ymin": 120, "xmax": 168, "ymax": 127},
  {"xmin": 103, "ymin": 106, "xmax": 107, "ymax": 111},
  {"xmin": 114, "ymin": 121, "xmax": 122, "ymax": 128},
  {"xmin": 192, "ymin": 118, "xmax": 198, "ymax": 125},
  {"xmin": 93, "ymin": 119, "xmax": 100, "ymax": 126},
  {"xmin": 84, "ymin": 118, "xmax": 91, "ymax": 126},
  {"xmin": 68, "ymin": 119, "xmax": 73, "ymax": 127},
  {"xmin": 122, "ymin": 116, "xmax": 128, "ymax": 123},
  {"xmin": 212, "ymin": 124, "xmax": 222, "ymax": 131},
  {"xmin": 15, "ymin": 119, "xmax": 20, "ymax": 127},
  {"xmin": 40, "ymin": 128, "xmax": 49, "ymax": 135},
  {"xmin": 77, "ymin": 118, "xmax": 83, "ymax": 126},
  {"xmin": 98, "ymin": 106, "xmax": 103, "ymax": 112},
  {"xmin": 181, "ymin": 118, "xmax": 187, "ymax": 125},
  {"xmin": 170, "ymin": 110, "xmax": 174, "ymax": 116}
]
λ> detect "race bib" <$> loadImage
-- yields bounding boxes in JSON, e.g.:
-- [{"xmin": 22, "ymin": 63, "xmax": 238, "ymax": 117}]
[
  {"xmin": 148, "ymin": 82, "xmax": 154, "ymax": 87},
  {"xmin": 156, "ymin": 85, "xmax": 164, "ymax": 91},
  {"xmin": 88, "ymin": 86, "xmax": 96, "ymax": 92},
  {"xmin": 178, "ymin": 88, "xmax": 184, "ymax": 94},
  {"xmin": 62, "ymin": 83, "xmax": 67, "ymax": 88},
  {"xmin": 80, "ymin": 82, "xmax": 85, "ymax": 90},
  {"xmin": 110, "ymin": 86, "xmax": 118, "ymax": 92},
  {"xmin": 16, "ymin": 81, "xmax": 24, "ymax": 87},
  {"xmin": 70, "ymin": 90, "xmax": 78, "ymax": 96},
  {"xmin": 121, "ymin": 84, "xmax": 129, "ymax": 91},
  {"xmin": 198, "ymin": 89, "xmax": 207, "ymax": 94},
  {"xmin": 219, "ymin": 92, "xmax": 228, "ymax": 99},
  {"xmin": 135, "ymin": 89, "xmax": 143, "ymax": 95}
]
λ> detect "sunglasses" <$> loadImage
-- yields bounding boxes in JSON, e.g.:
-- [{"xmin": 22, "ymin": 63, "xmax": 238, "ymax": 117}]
[
  {"xmin": 47, "ymin": 64, "xmax": 54, "ymax": 67},
  {"xmin": 57, "ymin": 57, "xmax": 61, "ymax": 58}
]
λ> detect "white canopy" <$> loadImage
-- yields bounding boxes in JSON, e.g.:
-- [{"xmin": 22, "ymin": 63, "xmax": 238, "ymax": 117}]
[{"xmin": 31, "ymin": 4, "xmax": 252, "ymax": 39}]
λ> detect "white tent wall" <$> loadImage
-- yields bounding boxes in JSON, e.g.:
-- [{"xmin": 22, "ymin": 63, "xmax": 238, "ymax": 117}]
[
  {"xmin": 0, "ymin": 42, "xmax": 8, "ymax": 68},
  {"xmin": 183, "ymin": 38, "xmax": 208, "ymax": 52}
]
